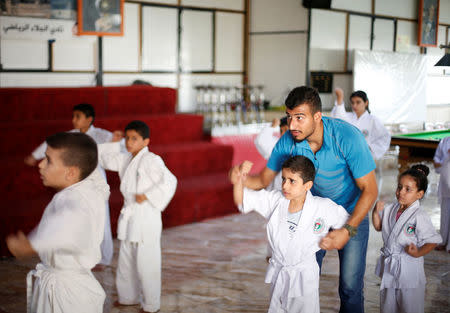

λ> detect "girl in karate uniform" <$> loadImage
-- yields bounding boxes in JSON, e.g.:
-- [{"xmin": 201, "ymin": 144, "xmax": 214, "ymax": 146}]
[
  {"xmin": 331, "ymin": 88, "xmax": 390, "ymax": 161},
  {"xmin": 233, "ymin": 156, "xmax": 349, "ymax": 313},
  {"xmin": 433, "ymin": 136, "xmax": 450, "ymax": 252},
  {"xmin": 372, "ymin": 164, "xmax": 442, "ymax": 313}
]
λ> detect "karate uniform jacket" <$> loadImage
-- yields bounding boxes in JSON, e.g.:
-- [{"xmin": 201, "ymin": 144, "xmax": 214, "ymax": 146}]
[
  {"xmin": 375, "ymin": 200, "xmax": 442, "ymax": 289},
  {"xmin": 32, "ymin": 125, "xmax": 112, "ymax": 160},
  {"xmin": 27, "ymin": 169, "xmax": 110, "ymax": 313},
  {"xmin": 434, "ymin": 136, "xmax": 450, "ymax": 201},
  {"xmin": 98, "ymin": 143, "xmax": 177, "ymax": 243},
  {"xmin": 331, "ymin": 103, "xmax": 391, "ymax": 160},
  {"xmin": 242, "ymin": 188, "xmax": 348, "ymax": 312}
]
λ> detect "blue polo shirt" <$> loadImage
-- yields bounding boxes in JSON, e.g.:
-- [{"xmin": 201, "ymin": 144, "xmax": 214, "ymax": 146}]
[{"xmin": 267, "ymin": 116, "xmax": 375, "ymax": 214}]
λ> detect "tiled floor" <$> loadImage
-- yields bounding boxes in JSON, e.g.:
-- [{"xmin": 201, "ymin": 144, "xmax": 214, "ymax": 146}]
[{"xmin": 1, "ymin": 165, "xmax": 449, "ymax": 313}]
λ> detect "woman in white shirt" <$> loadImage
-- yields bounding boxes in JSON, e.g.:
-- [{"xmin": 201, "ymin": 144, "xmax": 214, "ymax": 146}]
[{"xmin": 331, "ymin": 88, "xmax": 391, "ymax": 161}]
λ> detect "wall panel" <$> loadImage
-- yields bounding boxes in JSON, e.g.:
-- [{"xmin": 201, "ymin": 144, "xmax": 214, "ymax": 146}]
[
  {"xmin": 310, "ymin": 9, "xmax": 346, "ymax": 71},
  {"xmin": 142, "ymin": 6, "xmax": 178, "ymax": 71},
  {"xmin": 215, "ymin": 12, "xmax": 243, "ymax": 71},
  {"xmin": 103, "ymin": 3, "xmax": 140, "ymax": 71},
  {"xmin": 180, "ymin": 10, "xmax": 213, "ymax": 71},
  {"xmin": 1, "ymin": 39, "xmax": 48, "ymax": 69}
]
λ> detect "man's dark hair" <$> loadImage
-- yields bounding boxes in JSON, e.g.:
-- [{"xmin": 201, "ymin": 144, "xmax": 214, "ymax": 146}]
[
  {"xmin": 46, "ymin": 132, "xmax": 98, "ymax": 181},
  {"xmin": 285, "ymin": 86, "xmax": 322, "ymax": 113},
  {"xmin": 282, "ymin": 155, "xmax": 316, "ymax": 183},
  {"xmin": 125, "ymin": 120, "xmax": 150, "ymax": 139},
  {"xmin": 73, "ymin": 103, "xmax": 95, "ymax": 123}
]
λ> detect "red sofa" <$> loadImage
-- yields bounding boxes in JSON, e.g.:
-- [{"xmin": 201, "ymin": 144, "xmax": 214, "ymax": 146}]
[{"xmin": 0, "ymin": 86, "xmax": 236, "ymax": 256}]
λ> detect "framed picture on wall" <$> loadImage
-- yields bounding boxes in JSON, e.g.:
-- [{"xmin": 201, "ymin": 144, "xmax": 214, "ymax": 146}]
[
  {"xmin": 77, "ymin": 0, "xmax": 124, "ymax": 36},
  {"xmin": 418, "ymin": 0, "xmax": 440, "ymax": 47}
]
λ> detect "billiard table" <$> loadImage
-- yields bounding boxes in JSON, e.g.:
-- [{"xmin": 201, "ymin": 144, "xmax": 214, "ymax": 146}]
[{"xmin": 390, "ymin": 129, "xmax": 450, "ymax": 172}]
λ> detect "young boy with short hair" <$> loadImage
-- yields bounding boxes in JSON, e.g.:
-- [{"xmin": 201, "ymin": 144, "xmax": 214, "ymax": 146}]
[
  {"xmin": 7, "ymin": 132, "xmax": 109, "ymax": 313},
  {"xmin": 98, "ymin": 120, "xmax": 177, "ymax": 313},
  {"xmin": 232, "ymin": 155, "xmax": 349, "ymax": 313},
  {"xmin": 25, "ymin": 103, "xmax": 120, "ymax": 268}
]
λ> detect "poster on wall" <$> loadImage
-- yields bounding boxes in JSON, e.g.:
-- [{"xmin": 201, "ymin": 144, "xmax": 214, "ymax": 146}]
[
  {"xmin": 418, "ymin": 0, "xmax": 440, "ymax": 47},
  {"xmin": 77, "ymin": 0, "xmax": 123, "ymax": 36},
  {"xmin": 0, "ymin": 0, "xmax": 51, "ymax": 18}
]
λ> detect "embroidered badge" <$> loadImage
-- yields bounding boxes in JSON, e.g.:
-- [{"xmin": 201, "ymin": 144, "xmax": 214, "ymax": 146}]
[
  {"xmin": 313, "ymin": 218, "xmax": 325, "ymax": 234},
  {"xmin": 404, "ymin": 223, "xmax": 416, "ymax": 236},
  {"xmin": 362, "ymin": 129, "xmax": 369, "ymax": 138}
]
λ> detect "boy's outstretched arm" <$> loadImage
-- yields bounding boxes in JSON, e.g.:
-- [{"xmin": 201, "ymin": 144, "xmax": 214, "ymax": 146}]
[
  {"xmin": 24, "ymin": 155, "xmax": 38, "ymax": 166},
  {"xmin": 6, "ymin": 231, "xmax": 37, "ymax": 259},
  {"xmin": 372, "ymin": 201, "xmax": 384, "ymax": 231},
  {"xmin": 232, "ymin": 161, "xmax": 253, "ymax": 206},
  {"xmin": 111, "ymin": 130, "xmax": 124, "ymax": 142},
  {"xmin": 230, "ymin": 165, "xmax": 276, "ymax": 190}
]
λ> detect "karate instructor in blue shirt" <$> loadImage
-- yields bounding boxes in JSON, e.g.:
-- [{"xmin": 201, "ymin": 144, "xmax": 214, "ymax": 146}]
[{"xmin": 230, "ymin": 86, "xmax": 378, "ymax": 313}]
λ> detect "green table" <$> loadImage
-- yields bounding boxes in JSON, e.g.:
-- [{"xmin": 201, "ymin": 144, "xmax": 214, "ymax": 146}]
[{"xmin": 390, "ymin": 129, "xmax": 450, "ymax": 172}]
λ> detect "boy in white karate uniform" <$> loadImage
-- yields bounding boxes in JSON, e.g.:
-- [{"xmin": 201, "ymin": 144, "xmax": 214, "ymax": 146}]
[
  {"xmin": 25, "ymin": 103, "xmax": 121, "ymax": 268},
  {"xmin": 433, "ymin": 136, "xmax": 450, "ymax": 252},
  {"xmin": 232, "ymin": 155, "xmax": 349, "ymax": 313},
  {"xmin": 7, "ymin": 132, "xmax": 109, "ymax": 313},
  {"xmin": 372, "ymin": 164, "xmax": 442, "ymax": 313},
  {"xmin": 98, "ymin": 120, "xmax": 177, "ymax": 313}
]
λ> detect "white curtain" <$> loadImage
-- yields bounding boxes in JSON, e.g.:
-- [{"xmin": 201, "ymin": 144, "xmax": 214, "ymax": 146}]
[{"xmin": 353, "ymin": 50, "xmax": 427, "ymax": 123}]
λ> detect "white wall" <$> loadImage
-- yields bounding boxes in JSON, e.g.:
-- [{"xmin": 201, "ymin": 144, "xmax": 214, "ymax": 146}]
[
  {"xmin": 249, "ymin": 0, "xmax": 308, "ymax": 107},
  {"xmin": 307, "ymin": 0, "xmax": 450, "ymax": 117},
  {"xmin": 0, "ymin": 1, "xmax": 245, "ymax": 113},
  {"xmin": 1, "ymin": 0, "xmax": 449, "ymax": 118}
]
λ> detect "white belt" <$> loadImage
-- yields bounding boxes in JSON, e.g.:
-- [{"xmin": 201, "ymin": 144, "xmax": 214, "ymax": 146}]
[
  {"xmin": 380, "ymin": 248, "xmax": 401, "ymax": 278},
  {"xmin": 26, "ymin": 263, "xmax": 88, "ymax": 313},
  {"xmin": 266, "ymin": 257, "xmax": 316, "ymax": 310}
]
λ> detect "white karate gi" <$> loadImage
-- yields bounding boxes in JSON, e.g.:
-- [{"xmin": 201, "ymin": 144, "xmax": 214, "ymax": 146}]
[
  {"xmin": 254, "ymin": 126, "xmax": 282, "ymax": 192},
  {"xmin": 27, "ymin": 169, "xmax": 109, "ymax": 313},
  {"xmin": 331, "ymin": 103, "xmax": 391, "ymax": 160},
  {"xmin": 98, "ymin": 143, "xmax": 177, "ymax": 312},
  {"xmin": 375, "ymin": 200, "xmax": 442, "ymax": 313},
  {"xmin": 32, "ymin": 125, "xmax": 114, "ymax": 266},
  {"xmin": 242, "ymin": 188, "xmax": 349, "ymax": 313},
  {"xmin": 433, "ymin": 136, "xmax": 450, "ymax": 251}
]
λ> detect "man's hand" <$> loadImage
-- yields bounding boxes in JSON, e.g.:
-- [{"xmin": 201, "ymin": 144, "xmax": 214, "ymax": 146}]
[
  {"xmin": 135, "ymin": 194, "xmax": 147, "ymax": 203},
  {"xmin": 319, "ymin": 228, "xmax": 350, "ymax": 250},
  {"xmin": 112, "ymin": 130, "xmax": 124, "ymax": 142},
  {"xmin": 334, "ymin": 87, "xmax": 344, "ymax": 105},
  {"xmin": 6, "ymin": 231, "xmax": 36, "ymax": 259},
  {"xmin": 24, "ymin": 155, "xmax": 38, "ymax": 166}
]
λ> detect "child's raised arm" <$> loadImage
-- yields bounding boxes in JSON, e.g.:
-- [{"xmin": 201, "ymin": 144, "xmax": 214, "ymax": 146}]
[
  {"xmin": 372, "ymin": 201, "xmax": 384, "ymax": 231},
  {"xmin": 233, "ymin": 161, "xmax": 253, "ymax": 206}
]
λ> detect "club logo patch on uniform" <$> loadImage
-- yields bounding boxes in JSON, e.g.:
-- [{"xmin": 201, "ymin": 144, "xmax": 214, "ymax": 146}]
[
  {"xmin": 404, "ymin": 223, "xmax": 416, "ymax": 236},
  {"xmin": 313, "ymin": 218, "xmax": 325, "ymax": 234},
  {"xmin": 362, "ymin": 129, "xmax": 369, "ymax": 138}
]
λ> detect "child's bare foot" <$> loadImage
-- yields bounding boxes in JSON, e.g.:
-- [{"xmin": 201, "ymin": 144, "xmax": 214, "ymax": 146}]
[{"xmin": 91, "ymin": 264, "xmax": 106, "ymax": 272}]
